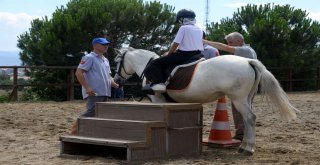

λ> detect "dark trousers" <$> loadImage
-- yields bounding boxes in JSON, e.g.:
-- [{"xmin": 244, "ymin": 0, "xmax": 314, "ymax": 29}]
[
  {"xmin": 144, "ymin": 50, "xmax": 202, "ymax": 84},
  {"xmin": 114, "ymin": 87, "xmax": 124, "ymax": 100},
  {"xmin": 81, "ymin": 96, "xmax": 108, "ymax": 117},
  {"xmin": 231, "ymin": 103, "xmax": 244, "ymax": 137}
]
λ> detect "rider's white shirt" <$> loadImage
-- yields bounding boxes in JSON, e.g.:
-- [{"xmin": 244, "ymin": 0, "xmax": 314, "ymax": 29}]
[{"xmin": 173, "ymin": 25, "xmax": 204, "ymax": 51}]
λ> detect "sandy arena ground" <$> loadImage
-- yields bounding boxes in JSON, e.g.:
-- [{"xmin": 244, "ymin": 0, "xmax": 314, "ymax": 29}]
[{"xmin": 0, "ymin": 92, "xmax": 319, "ymax": 165}]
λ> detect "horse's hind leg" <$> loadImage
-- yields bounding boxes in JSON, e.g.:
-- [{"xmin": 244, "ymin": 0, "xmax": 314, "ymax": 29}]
[{"xmin": 232, "ymin": 99, "xmax": 256, "ymax": 155}]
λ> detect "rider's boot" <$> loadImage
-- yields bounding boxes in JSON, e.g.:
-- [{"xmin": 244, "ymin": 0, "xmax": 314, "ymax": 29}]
[
  {"xmin": 142, "ymin": 84, "xmax": 154, "ymax": 95},
  {"xmin": 151, "ymin": 83, "xmax": 166, "ymax": 93},
  {"xmin": 142, "ymin": 83, "xmax": 166, "ymax": 94}
]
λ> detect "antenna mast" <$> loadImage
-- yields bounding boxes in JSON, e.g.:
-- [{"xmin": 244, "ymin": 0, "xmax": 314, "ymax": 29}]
[{"xmin": 205, "ymin": 0, "xmax": 210, "ymax": 29}]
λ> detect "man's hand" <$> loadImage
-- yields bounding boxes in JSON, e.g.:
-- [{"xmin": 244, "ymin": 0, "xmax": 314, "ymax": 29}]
[
  {"xmin": 113, "ymin": 83, "xmax": 119, "ymax": 88},
  {"xmin": 111, "ymin": 77, "xmax": 120, "ymax": 88},
  {"xmin": 85, "ymin": 87, "xmax": 96, "ymax": 96}
]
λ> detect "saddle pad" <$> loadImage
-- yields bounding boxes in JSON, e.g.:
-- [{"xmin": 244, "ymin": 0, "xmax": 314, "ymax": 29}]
[{"xmin": 166, "ymin": 64, "xmax": 198, "ymax": 90}]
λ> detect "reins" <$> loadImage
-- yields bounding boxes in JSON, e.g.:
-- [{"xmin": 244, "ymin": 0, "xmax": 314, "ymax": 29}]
[{"xmin": 116, "ymin": 51, "xmax": 133, "ymax": 79}]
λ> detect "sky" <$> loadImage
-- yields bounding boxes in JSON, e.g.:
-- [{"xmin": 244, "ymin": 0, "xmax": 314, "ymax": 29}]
[{"xmin": 0, "ymin": 0, "xmax": 320, "ymax": 63}]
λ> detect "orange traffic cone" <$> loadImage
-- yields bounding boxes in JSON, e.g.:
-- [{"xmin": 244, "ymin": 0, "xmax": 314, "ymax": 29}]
[{"xmin": 203, "ymin": 96, "xmax": 241, "ymax": 147}]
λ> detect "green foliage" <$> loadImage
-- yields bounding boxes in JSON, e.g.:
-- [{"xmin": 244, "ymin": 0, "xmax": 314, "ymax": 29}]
[
  {"xmin": 18, "ymin": 0, "xmax": 176, "ymax": 66},
  {"xmin": 0, "ymin": 94, "xmax": 9, "ymax": 103},
  {"xmin": 0, "ymin": 71, "xmax": 11, "ymax": 90},
  {"xmin": 207, "ymin": 3, "xmax": 320, "ymax": 91},
  {"xmin": 0, "ymin": 70, "xmax": 10, "ymax": 80},
  {"xmin": 207, "ymin": 3, "xmax": 320, "ymax": 67},
  {"xmin": 20, "ymin": 87, "xmax": 42, "ymax": 101},
  {"xmin": 22, "ymin": 68, "xmax": 70, "ymax": 101},
  {"xmin": 17, "ymin": 0, "xmax": 177, "ymax": 101}
]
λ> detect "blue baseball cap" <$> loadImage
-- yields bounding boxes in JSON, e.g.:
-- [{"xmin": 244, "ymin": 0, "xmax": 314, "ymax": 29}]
[{"xmin": 92, "ymin": 38, "xmax": 110, "ymax": 45}]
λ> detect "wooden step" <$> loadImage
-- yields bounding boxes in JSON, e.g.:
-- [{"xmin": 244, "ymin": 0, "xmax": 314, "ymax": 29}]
[
  {"xmin": 95, "ymin": 102, "xmax": 203, "ymax": 126},
  {"xmin": 60, "ymin": 135, "xmax": 146, "ymax": 148},
  {"xmin": 77, "ymin": 117, "xmax": 166, "ymax": 141},
  {"xmin": 60, "ymin": 128, "xmax": 167, "ymax": 161},
  {"xmin": 60, "ymin": 103, "xmax": 203, "ymax": 162}
]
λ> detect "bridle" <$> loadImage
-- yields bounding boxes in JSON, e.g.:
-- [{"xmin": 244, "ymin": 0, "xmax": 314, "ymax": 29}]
[
  {"xmin": 115, "ymin": 50, "xmax": 156, "ymax": 80},
  {"xmin": 115, "ymin": 51, "xmax": 134, "ymax": 80},
  {"xmin": 115, "ymin": 49, "xmax": 157, "ymax": 101}
]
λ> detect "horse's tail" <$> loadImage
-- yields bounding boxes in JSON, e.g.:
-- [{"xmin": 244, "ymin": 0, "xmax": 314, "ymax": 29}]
[{"xmin": 248, "ymin": 59, "xmax": 298, "ymax": 121}]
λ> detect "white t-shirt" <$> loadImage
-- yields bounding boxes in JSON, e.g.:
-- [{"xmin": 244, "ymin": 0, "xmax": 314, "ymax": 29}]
[{"xmin": 173, "ymin": 25, "xmax": 204, "ymax": 51}]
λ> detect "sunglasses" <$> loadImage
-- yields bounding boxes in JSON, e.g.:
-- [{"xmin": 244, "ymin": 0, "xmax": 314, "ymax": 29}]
[{"xmin": 101, "ymin": 43, "xmax": 109, "ymax": 46}]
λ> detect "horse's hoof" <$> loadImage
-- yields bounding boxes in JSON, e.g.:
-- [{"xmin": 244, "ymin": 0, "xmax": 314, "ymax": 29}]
[
  {"xmin": 238, "ymin": 148, "xmax": 245, "ymax": 153},
  {"xmin": 238, "ymin": 147, "xmax": 254, "ymax": 156},
  {"xmin": 240, "ymin": 149, "xmax": 254, "ymax": 156}
]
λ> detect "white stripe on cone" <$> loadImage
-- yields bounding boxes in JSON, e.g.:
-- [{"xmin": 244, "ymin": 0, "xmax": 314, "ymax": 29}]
[
  {"xmin": 212, "ymin": 121, "xmax": 230, "ymax": 130},
  {"xmin": 216, "ymin": 103, "xmax": 227, "ymax": 110}
]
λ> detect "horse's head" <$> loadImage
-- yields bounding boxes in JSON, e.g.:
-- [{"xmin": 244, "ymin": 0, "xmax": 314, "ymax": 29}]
[
  {"xmin": 114, "ymin": 47, "xmax": 136, "ymax": 81},
  {"xmin": 114, "ymin": 47, "xmax": 159, "ymax": 82}
]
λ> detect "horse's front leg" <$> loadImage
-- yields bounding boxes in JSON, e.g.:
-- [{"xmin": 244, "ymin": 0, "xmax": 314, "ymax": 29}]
[{"xmin": 233, "ymin": 100, "xmax": 256, "ymax": 155}]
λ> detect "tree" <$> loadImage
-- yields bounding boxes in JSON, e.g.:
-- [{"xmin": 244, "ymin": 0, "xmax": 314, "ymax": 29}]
[
  {"xmin": 207, "ymin": 3, "xmax": 320, "ymax": 90},
  {"xmin": 17, "ymin": 0, "xmax": 177, "ymax": 101},
  {"xmin": 207, "ymin": 3, "xmax": 320, "ymax": 66}
]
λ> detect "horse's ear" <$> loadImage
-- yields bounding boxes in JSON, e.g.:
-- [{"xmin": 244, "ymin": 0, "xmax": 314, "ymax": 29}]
[{"xmin": 114, "ymin": 48, "xmax": 120, "ymax": 55}]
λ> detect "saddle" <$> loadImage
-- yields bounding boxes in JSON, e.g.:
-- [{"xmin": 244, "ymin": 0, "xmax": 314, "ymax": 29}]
[
  {"xmin": 142, "ymin": 53, "xmax": 205, "ymax": 96},
  {"xmin": 166, "ymin": 58, "xmax": 205, "ymax": 90}
]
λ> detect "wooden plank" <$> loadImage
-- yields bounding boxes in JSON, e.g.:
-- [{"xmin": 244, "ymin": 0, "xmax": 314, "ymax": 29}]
[
  {"xmin": 168, "ymin": 109, "xmax": 202, "ymax": 128},
  {"xmin": 167, "ymin": 128, "xmax": 202, "ymax": 156},
  {"xmin": 95, "ymin": 102, "xmax": 202, "ymax": 123},
  {"xmin": 162, "ymin": 104, "xmax": 203, "ymax": 111},
  {"xmin": 78, "ymin": 118, "xmax": 166, "ymax": 141},
  {"xmin": 95, "ymin": 104, "xmax": 165, "ymax": 121},
  {"xmin": 60, "ymin": 135, "xmax": 146, "ymax": 148},
  {"xmin": 130, "ymin": 128, "xmax": 167, "ymax": 161},
  {"xmin": 96, "ymin": 102, "xmax": 202, "ymax": 108}
]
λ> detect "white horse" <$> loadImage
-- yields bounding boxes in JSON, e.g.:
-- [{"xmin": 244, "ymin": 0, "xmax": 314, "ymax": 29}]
[{"xmin": 114, "ymin": 47, "xmax": 298, "ymax": 155}]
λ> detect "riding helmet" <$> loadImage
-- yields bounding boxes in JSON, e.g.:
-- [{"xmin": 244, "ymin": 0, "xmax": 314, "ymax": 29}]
[{"xmin": 176, "ymin": 9, "xmax": 196, "ymax": 23}]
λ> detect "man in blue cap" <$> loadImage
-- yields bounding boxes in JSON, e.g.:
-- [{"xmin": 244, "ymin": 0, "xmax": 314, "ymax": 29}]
[{"xmin": 70, "ymin": 37, "xmax": 119, "ymax": 135}]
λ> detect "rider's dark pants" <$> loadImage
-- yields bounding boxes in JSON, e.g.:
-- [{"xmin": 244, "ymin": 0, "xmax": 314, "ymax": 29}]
[{"xmin": 144, "ymin": 50, "xmax": 202, "ymax": 84}]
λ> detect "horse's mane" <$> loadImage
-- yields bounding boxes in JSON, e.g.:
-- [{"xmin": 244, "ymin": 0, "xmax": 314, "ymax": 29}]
[
  {"xmin": 115, "ymin": 47, "xmax": 159, "ymax": 64},
  {"xmin": 118, "ymin": 47, "xmax": 135, "ymax": 56},
  {"xmin": 123, "ymin": 47, "xmax": 135, "ymax": 52}
]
